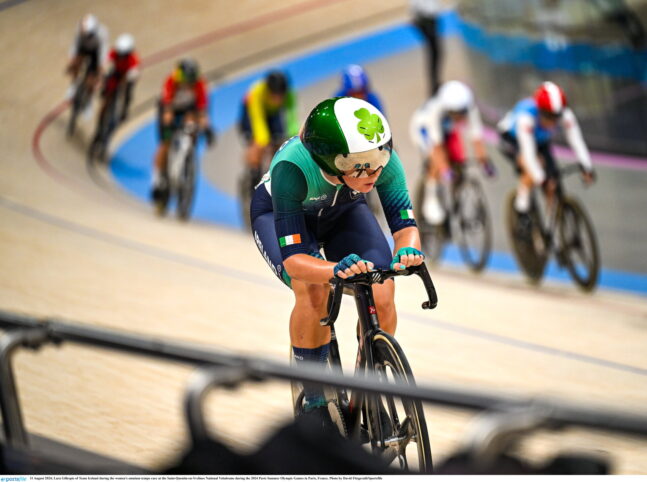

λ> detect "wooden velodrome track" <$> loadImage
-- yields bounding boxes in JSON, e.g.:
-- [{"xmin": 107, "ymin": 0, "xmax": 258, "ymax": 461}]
[{"xmin": 1, "ymin": 0, "xmax": 646, "ymax": 473}]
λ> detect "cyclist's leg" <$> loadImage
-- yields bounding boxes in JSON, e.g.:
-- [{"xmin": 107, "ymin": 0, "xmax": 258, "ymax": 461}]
[
  {"xmin": 539, "ymin": 142, "xmax": 559, "ymax": 209},
  {"xmin": 513, "ymin": 140, "xmax": 546, "ymax": 215},
  {"xmin": 322, "ymin": 202, "xmax": 397, "ymax": 335},
  {"xmin": 151, "ymin": 102, "xmax": 173, "ymax": 199},
  {"xmin": 95, "ymin": 80, "xmax": 115, "ymax": 141},
  {"xmin": 121, "ymin": 80, "xmax": 135, "ymax": 121},
  {"xmin": 250, "ymin": 189, "xmax": 330, "ymax": 410}
]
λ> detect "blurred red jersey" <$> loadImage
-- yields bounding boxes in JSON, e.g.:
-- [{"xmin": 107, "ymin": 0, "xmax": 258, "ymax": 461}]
[{"xmin": 161, "ymin": 75, "xmax": 207, "ymax": 111}]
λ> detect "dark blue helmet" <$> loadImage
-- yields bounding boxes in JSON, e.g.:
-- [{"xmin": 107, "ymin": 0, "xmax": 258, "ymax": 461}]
[{"xmin": 341, "ymin": 64, "xmax": 369, "ymax": 92}]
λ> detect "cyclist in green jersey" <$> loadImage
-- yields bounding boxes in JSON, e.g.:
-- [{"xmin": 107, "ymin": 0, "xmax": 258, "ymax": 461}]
[{"xmin": 250, "ymin": 97, "xmax": 425, "ymax": 427}]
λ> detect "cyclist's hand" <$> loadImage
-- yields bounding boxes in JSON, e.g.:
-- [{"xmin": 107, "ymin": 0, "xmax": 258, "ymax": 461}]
[
  {"xmin": 580, "ymin": 166, "xmax": 596, "ymax": 186},
  {"xmin": 162, "ymin": 109, "xmax": 173, "ymax": 125},
  {"xmin": 334, "ymin": 254, "xmax": 374, "ymax": 279},
  {"xmin": 391, "ymin": 247, "xmax": 425, "ymax": 271},
  {"xmin": 481, "ymin": 158, "xmax": 497, "ymax": 178},
  {"xmin": 203, "ymin": 126, "xmax": 216, "ymax": 147}
]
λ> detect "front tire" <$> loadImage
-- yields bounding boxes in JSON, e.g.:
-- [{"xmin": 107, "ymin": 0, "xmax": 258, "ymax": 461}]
[
  {"xmin": 454, "ymin": 177, "xmax": 491, "ymax": 272},
  {"xmin": 177, "ymin": 151, "xmax": 196, "ymax": 221},
  {"xmin": 505, "ymin": 190, "xmax": 547, "ymax": 284},
  {"xmin": 558, "ymin": 197, "xmax": 600, "ymax": 291},
  {"xmin": 369, "ymin": 332, "xmax": 433, "ymax": 473}
]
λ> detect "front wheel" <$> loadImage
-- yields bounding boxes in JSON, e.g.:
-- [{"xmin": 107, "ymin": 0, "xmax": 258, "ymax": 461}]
[
  {"xmin": 177, "ymin": 151, "xmax": 196, "ymax": 221},
  {"xmin": 558, "ymin": 197, "xmax": 599, "ymax": 291},
  {"xmin": 453, "ymin": 177, "xmax": 492, "ymax": 272},
  {"xmin": 505, "ymin": 190, "xmax": 547, "ymax": 284},
  {"xmin": 369, "ymin": 332, "xmax": 433, "ymax": 474}
]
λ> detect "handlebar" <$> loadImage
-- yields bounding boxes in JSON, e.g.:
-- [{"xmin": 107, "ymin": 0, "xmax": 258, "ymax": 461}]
[{"xmin": 320, "ymin": 263, "xmax": 438, "ymax": 327}]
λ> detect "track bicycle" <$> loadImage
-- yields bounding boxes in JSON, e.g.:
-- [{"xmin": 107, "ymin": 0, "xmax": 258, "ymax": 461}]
[
  {"xmin": 87, "ymin": 80, "xmax": 129, "ymax": 164},
  {"xmin": 66, "ymin": 59, "xmax": 94, "ymax": 138},
  {"xmin": 505, "ymin": 164, "xmax": 600, "ymax": 291},
  {"xmin": 414, "ymin": 162, "xmax": 492, "ymax": 271},
  {"xmin": 291, "ymin": 264, "xmax": 438, "ymax": 473},
  {"xmin": 155, "ymin": 120, "xmax": 208, "ymax": 220}
]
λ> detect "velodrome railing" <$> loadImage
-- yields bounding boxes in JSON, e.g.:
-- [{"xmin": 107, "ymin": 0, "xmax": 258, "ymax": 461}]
[{"xmin": 1, "ymin": 309, "xmax": 646, "ymax": 469}]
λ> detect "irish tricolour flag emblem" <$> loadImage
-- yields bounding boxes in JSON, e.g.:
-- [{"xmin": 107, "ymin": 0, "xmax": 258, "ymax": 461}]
[
  {"xmin": 400, "ymin": 209, "xmax": 414, "ymax": 220},
  {"xmin": 279, "ymin": 234, "xmax": 302, "ymax": 247}
]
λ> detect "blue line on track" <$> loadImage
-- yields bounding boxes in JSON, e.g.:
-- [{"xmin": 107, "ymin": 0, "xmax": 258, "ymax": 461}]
[
  {"xmin": 110, "ymin": 22, "xmax": 647, "ymax": 296},
  {"xmin": 3, "ymin": 194, "xmax": 647, "ymax": 378},
  {"xmin": 0, "ymin": 0, "xmax": 28, "ymax": 12}
]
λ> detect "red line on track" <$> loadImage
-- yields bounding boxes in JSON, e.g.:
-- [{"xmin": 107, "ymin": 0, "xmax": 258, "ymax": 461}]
[{"xmin": 31, "ymin": 0, "xmax": 351, "ymax": 191}]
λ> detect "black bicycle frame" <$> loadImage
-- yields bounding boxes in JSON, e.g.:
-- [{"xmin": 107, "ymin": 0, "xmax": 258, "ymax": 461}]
[
  {"xmin": 532, "ymin": 164, "xmax": 580, "ymax": 253},
  {"xmin": 321, "ymin": 265, "xmax": 438, "ymax": 442}
]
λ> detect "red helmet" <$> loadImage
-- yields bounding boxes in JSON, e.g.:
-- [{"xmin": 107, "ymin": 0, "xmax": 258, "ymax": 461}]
[{"xmin": 534, "ymin": 81, "xmax": 567, "ymax": 116}]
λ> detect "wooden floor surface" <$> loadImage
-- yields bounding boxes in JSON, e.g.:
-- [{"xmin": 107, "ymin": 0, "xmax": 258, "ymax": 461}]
[{"xmin": 0, "ymin": 0, "xmax": 645, "ymax": 474}]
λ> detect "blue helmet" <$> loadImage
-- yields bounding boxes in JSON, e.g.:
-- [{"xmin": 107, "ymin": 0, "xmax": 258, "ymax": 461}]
[{"xmin": 341, "ymin": 64, "xmax": 369, "ymax": 93}]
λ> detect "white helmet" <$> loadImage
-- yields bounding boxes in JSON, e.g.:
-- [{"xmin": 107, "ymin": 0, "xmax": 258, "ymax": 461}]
[
  {"xmin": 115, "ymin": 33, "xmax": 135, "ymax": 55},
  {"xmin": 438, "ymin": 80, "xmax": 474, "ymax": 113},
  {"xmin": 80, "ymin": 14, "xmax": 98, "ymax": 35}
]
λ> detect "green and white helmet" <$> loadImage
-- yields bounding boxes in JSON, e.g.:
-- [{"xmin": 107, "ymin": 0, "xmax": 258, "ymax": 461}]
[{"xmin": 301, "ymin": 97, "xmax": 392, "ymax": 177}]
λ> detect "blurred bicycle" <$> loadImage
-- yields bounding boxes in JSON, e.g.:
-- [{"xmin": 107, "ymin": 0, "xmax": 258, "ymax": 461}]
[
  {"xmin": 410, "ymin": 81, "xmax": 494, "ymax": 270},
  {"xmin": 498, "ymin": 81, "xmax": 598, "ymax": 290},
  {"xmin": 414, "ymin": 161, "xmax": 492, "ymax": 271},
  {"xmin": 503, "ymin": 163, "xmax": 599, "ymax": 290}
]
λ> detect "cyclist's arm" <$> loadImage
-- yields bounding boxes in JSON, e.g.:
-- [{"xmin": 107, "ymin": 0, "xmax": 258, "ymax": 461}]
[
  {"xmin": 468, "ymin": 105, "xmax": 488, "ymax": 161},
  {"xmin": 195, "ymin": 79, "xmax": 208, "ymax": 111},
  {"xmin": 195, "ymin": 79, "xmax": 209, "ymax": 127},
  {"xmin": 393, "ymin": 226, "xmax": 421, "ymax": 253},
  {"xmin": 425, "ymin": 101, "xmax": 449, "ymax": 168},
  {"xmin": 272, "ymin": 162, "xmax": 337, "ymax": 283},
  {"xmin": 376, "ymin": 150, "xmax": 418, "ymax": 234},
  {"xmin": 561, "ymin": 107, "xmax": 593, "ymax": 171},
  {"xmin": 68, "ymin": 33, "xmax": 80, "ymax": 60},
  {"xmin": 161, "ymin": 76, "xmax": 175, "ymax": 108},
  {"xmin": 248, "ymin": 82, "xmax": 271, "ymax": 147},
  {"xmin": 98, "ymin": 24, "xmax": 109, "ymax": 71},
  {"xmin": 516, "ymin": 113, "xmax": 544, "ymax": 184},
  {"xmin": 284, "ymin": 90, "xmax": 299, "ymax": 137},
  {"xmin": 126, "ymin": 53, "xmax": 140, "ymax": 82}
]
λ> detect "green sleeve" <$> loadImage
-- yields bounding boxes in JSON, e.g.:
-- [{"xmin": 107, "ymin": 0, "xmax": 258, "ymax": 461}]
[
  {"xmin": 271, "ymin": 161, "xmax": 307, "ymax": 215},
  {"xmin": 376, "ymin": 149, "xmax": 417, "ymax": 233}
]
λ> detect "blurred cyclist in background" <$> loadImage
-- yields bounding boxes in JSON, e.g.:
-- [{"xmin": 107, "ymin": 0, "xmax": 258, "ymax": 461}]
[
  {"xmin": 89, "ymin": 34, "xmax": 139, "ymax": 155},
  {"xmin": 498, "ymin": 81, "xmax": 596, "ymax": 226},
  {"xmin": 239, "ymin": 70, "xmax": 299, "ymax": 192},
  {"xmin": 334, "ymin": 64, "xmax": 384, "ymax": 113},
  {"xmin": 65, "ymin": 14, "xmax": 108, "ymax": 109},
  {"xmin": 151, "ymin": 59, "xmax": 213, "ymax": 203},
  {"xmin": 410, "ymin": 80, "xmax": 494, "ymax": 225},
  {"xmin": 98, "ymin": 33, "xmax": 139, "ymax": 123}
]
